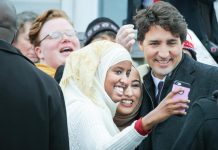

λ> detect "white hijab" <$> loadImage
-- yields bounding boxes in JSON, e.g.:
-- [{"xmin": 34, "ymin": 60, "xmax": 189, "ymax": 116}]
[{"xmin": 60, "ymin": 40, "xmax": 132, "ymax": 135}]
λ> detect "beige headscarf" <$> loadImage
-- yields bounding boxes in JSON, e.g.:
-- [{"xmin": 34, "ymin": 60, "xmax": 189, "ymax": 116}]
[{"xmin": 60, "ymin": 40, "xmax": 132, "ymax": 135}]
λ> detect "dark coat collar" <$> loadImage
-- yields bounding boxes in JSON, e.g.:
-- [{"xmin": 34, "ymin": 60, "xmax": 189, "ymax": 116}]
[
  {"xmin": 0, "ymin": 40, "xmax": 22, "ymax": 55},
  {"xmin": 166, "ymin": 53, "xmax": 195, "ymax": 85},
  {"xmin": 0, "ymin": 40, "xmax": 34, "ymax": 65}
]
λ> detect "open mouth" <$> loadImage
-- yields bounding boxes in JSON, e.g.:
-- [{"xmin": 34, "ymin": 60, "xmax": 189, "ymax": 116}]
[
  {"xmin": 120, "ymin": 99, "xmax": 133, "ymax": 104},
  {"xmin": 155, "ymin": 58, "xmax": 173, "ymax": 66},
  {"xmin": 60, "ymin": 47, "xmax": 73, "ymax": 53},
  {"xmin": 119, "ymin": 99, "xmax": 134, "ymax": 107},
  {"xmin": 157, "ymin": 59, "xmax": 171, "ymax": 64}
]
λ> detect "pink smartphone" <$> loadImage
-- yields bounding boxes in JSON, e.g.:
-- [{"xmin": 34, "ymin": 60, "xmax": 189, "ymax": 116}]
[{"xmin": 172, "ymin": 80, "xmax": 190, "ymax": 101}]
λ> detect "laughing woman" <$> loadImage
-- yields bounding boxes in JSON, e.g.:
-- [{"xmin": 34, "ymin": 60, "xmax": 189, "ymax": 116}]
[
  {"xmin": 114, "ymin": 66, "xmax": 142, "ymax": 131},
  {"xmin": 29, "ymin": 9, "xmax": 80, "ymax": 77},
  {"xmin": 60, "ymin": 40, "xmax": 189, "ymax": 150}
]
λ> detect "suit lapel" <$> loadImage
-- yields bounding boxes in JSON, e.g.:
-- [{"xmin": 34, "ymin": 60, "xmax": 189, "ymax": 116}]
[
  {"xmin": 173, "ymin": 54, "xmax": 195, "ymax": 85},
  {"xmin": 143, "ymin": 70, "xmax": 156, "ymax": 107},
  {"xmin": 160, "ymin": 54, "xmax": 195, "ymax": 101}
]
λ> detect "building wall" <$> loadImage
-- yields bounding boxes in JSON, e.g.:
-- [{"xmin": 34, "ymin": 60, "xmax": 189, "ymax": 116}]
[{"xmin": 11, "ymin": 0, "xmax": 127, "ymax": 32}]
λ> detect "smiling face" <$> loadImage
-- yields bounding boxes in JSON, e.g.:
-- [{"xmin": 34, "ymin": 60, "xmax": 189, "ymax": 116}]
[
  {"xmin": 139, "ymin": 25, "xmax": 183, "ymax": 79},
  {"xmin": 35, "ymin": 18, "xmax": 80, "ymax": 69},
  {"xmin": 116, "ymin": 67, "xmax": 141, "ymax": 116},
  {"xmin": 104, "ymin": 60, "xmax": 132, "ymax": 103}
]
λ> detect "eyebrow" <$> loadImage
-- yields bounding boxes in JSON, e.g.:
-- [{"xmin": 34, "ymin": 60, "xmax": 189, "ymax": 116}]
[
  {"xmin": 167, "ymin": 39, "xmax": 178, "ymax": 42},
  {"xmin": 113, "ymin": 66, "xmax": 124, "ymax": 70},
  {"xmin": 132, "ymin": 80, "xmax": 140, "ymax": 83},
  {"xmin": 149, "ymin": 40, "xmax": 159, "ymax": 43}
]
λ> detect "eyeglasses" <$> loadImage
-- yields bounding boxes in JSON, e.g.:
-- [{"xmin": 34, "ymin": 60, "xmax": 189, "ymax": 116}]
[{"xmin": 38, "ymin": 29, "xmax": 77, "ymax": 44}]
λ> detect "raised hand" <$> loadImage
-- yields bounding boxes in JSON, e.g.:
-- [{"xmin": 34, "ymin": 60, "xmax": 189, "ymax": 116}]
[
  {"xmin": 116, "ymin": 24, "xmax": 136, "ymax": 52},
  {"xmin": 141, "ymin": 88, "xmax": 190, "ymax": 131}
]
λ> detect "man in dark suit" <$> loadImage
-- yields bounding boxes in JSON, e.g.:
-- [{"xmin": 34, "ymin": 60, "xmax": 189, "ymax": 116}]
[
  {"xmin": 0, "ymin": 1, "xmax": 69, "ymax": 150},
  {"xmin": 134, "ymin": 1, "xmax": 218, "ymax": 150}
]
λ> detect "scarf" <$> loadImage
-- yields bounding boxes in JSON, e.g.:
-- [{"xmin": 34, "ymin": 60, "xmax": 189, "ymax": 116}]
[{"xmin": 36, "ymin": 63, "xmax": 56, "ymax": 77}]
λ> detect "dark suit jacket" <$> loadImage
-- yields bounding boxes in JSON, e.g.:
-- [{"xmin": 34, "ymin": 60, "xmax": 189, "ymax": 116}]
[
  {"xmin": 171, "ymin": 96, "xmax": 218, "ymax": 150},
  {"xmin": 0, "ymin": 40, "xmax": 69, "ymax": 150},
  {"xmin": 138, "ymin": 54, "xmax": 218, "ymax": 150}
]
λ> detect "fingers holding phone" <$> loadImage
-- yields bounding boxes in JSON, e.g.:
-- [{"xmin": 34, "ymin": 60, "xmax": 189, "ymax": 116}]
[
  {"xmin": 142, "ymin": 80, "xmax": 191, "ymax": 126},
  {"xmin": 172, "ymin": 80, "xmax": 190, "ymax": 100},
  {"xmin": 171, "ymin": 80, "xmax": 191, "ymax": 114}
]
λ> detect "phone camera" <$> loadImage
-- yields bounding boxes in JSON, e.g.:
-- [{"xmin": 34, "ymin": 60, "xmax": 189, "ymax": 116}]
[
  {"xmin": 178, "ymin": 90, "xmax": 184, "ymax": 95},
  {"xmin": 175, "ymin": 82, "xmax": 182, "ymax": 86}
]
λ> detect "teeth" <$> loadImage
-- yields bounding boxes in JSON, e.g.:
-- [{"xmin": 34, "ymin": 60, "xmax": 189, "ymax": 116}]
[
  {"xmin": 61, "ymin": 47, "xmax": 73, "ymax": 52},
  {"xmin": 114, "ymin": 87, "xmax": 124, "ymax": 95},
  {"xmin": 121, "ymin": 100, "xmax": 133, "ymax": 104},
  {"xmin": 158, "ymin": 60, "xmax": 170, "ymax": 64}
]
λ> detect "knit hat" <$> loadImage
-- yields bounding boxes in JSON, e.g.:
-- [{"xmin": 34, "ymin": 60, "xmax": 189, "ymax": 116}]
[
  {"xmin": 183, "ymin": 33, "xmax": 197, "ymax": 60},
  {"xmin": 84, "ymin": 17, "xmax": 119, "ymax": 46},
  {"xmin": 0, "ymin": 0, "xmax": 17, "ymax": 43}
]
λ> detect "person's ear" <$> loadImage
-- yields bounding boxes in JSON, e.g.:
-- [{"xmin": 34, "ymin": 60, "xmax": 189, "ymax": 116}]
[{"xmin": 35, "ymin": 46, "xmax": 44, "ymax": 60}]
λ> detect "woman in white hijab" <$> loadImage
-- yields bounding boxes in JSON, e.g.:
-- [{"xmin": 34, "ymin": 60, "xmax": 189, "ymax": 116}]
[{"xmin": 60, "ymin": 40, "xmax": 189, "ymax": 150}]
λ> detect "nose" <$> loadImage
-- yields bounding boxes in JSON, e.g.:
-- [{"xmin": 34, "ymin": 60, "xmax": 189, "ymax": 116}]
[
  {"xmin": 61, "ymin": 33, "xmax": 71, "ymax": 41},
  {"xmin": 158, "ymin": 45, "xmax": 170, "ymax": 58},
  {"xmin": 124, "ymin": 85, "xmax": 133, "ymax": 97},
  {"xmin": 120, "ymin": 75, "xmax": 128, "ymax": 87}
]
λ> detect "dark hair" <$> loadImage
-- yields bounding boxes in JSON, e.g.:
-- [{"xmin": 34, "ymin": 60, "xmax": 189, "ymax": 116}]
[
  {"xmin": 84, "ymin": 17, "xmax": 119, "ymax": 46},
  {"xmin": 134, "ymin": 1, "xmax": 187, "ymax": 43},
  {"xmin": 91, "ymin": 31, "xmax": 116, "ymax": 40},
  {"xmin": 13, "ymin": 11, "xmax": 37, "ymax": 43}
]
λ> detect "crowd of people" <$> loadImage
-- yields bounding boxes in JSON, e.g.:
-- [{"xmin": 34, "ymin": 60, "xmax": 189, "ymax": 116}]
[{"xmin": 1, "ymin": 0, "xmax": 218, "ymax": 150}]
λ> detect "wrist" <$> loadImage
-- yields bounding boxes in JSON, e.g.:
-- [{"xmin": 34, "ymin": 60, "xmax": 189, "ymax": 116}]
[
  {"xmin": 135, "ymin": 118, "xmax": 152, "ymax": 135},
  {"xmin": 141, "ymin": 111, "xmax": 159, "ymax": 131}
]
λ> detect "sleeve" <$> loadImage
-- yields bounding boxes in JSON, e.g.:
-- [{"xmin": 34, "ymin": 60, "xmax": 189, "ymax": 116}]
[
  {"xmin": 102, "ymin": 123, "xmax": 147, "ymax": 150},
  {"xmin": 199, "ymin": 118, "xmax": 218, "ymax": 150},
  {"xmin": 49, "ymin": 85, "xmax": 69, "ymax": 150},
  {"xmin": 208, "ymin": 67, "xmax": 218, "ymax": 94},
  {"xmin": 192, "ymin": 103, "xmax": 218, "ymax": 150},
  {"xmin": 171, "ymin": 103, "xmax": 204, "ymax": 150},
  {"xmin": 67, "ymin": 104, "xmax": 147, "ymax": 150}
]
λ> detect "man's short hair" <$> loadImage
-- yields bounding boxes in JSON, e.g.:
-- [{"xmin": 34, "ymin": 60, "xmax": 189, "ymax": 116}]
[{"xmin": 134, "ymin": 1, "xmax": 187, "ymax": 43}]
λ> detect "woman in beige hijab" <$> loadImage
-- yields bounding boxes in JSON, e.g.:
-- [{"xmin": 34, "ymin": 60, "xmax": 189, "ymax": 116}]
[{"xmin": 60, "ymin": 40, "xmax": 189, "ymax": 150}]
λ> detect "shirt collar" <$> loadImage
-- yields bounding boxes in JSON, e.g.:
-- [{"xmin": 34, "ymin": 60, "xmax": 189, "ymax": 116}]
[{"xmin": 151, "ymin": 71, "xmax": 166, "ymax": 95}]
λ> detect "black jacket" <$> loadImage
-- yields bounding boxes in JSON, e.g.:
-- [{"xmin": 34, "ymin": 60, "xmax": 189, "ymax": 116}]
[
  {"xmin": 172, "ymin": 95, "xmax": 218, "ymax": 150},
  {"xmin": 138, "ymin": 54, "xmax": 218, "ymax": 150},
  {"xmin": 0, "ymin": 40, "xmax": 69, "ymax": 150}
]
